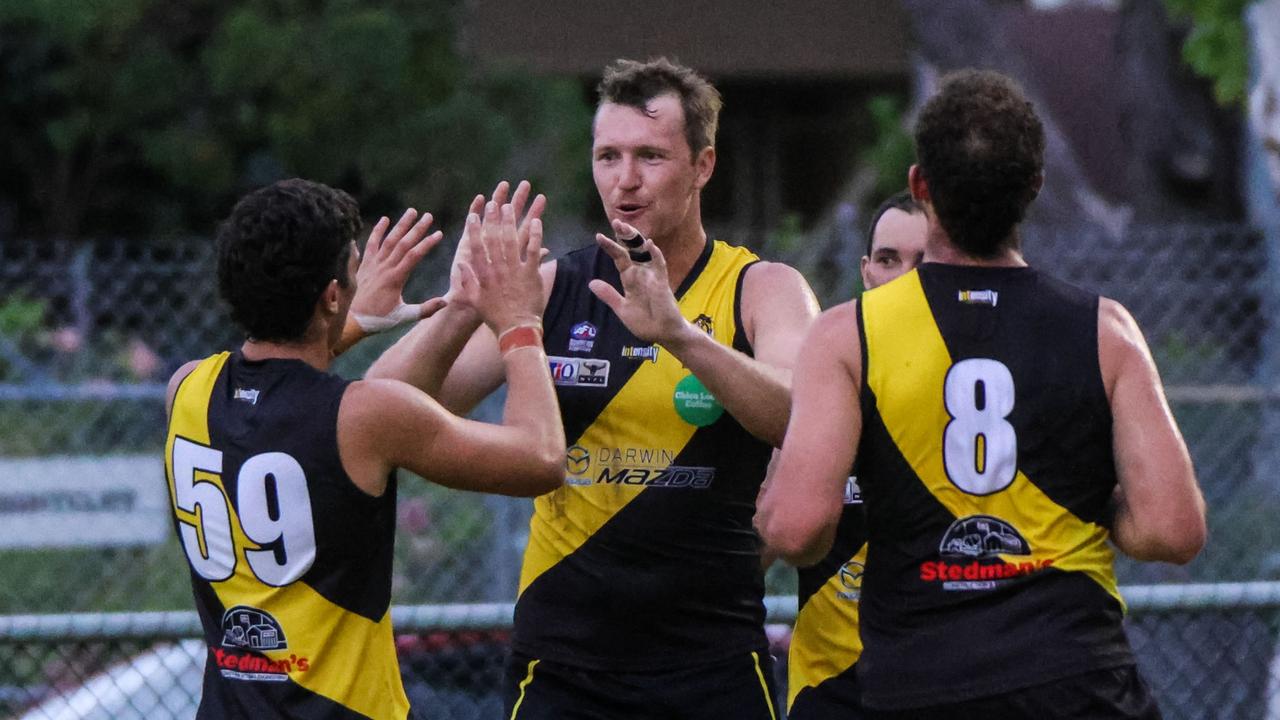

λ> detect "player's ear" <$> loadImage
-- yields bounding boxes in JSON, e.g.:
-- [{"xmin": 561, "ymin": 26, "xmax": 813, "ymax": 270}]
[
  {"xmin": 321, "ymin": 279, "xmax": 341, "ymax": 314},
  {"xmin": 908, "ymin": 165, "xmax": 930, "ymax": 204},
  {"xmin": 693, "ymin": 146, "xmax": 715, "ymax": 190}
]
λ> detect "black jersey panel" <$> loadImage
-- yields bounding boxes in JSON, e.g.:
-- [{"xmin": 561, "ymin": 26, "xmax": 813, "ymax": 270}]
[
  {"xmin": 513, "ymin": 410, "xmax": 770, "ymax": 670},
  {"xmin": 915, "ymin": 265, "xmax": 1117, "ymax": 525}
]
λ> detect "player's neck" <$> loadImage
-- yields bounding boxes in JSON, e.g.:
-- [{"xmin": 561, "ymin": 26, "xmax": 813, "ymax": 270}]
[
  {"xmin": 240, "ymin": 335, "xmax": 334, "ymax": 371},
  {"xmin": 925, "ymin": 228, "xmax": 1027, "ymax": 268},
  {"xmin": 654, "ymin": 213, "xmax": 708, "ymax": 291}
]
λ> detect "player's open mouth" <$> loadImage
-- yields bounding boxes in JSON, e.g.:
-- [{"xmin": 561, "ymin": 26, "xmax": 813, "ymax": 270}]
[{"xmin": 616, "ymin": 204, "xmax": 646, "ymax": 217}]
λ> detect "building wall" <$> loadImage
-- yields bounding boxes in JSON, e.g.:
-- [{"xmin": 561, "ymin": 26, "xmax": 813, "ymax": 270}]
[{"xmin": 465, "ymin": 0, "xmax": 911, "ymax": 80}]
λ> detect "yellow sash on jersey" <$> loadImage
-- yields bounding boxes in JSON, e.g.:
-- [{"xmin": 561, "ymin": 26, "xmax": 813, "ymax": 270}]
[
  {"xmin": 165, "ymin": 353, "xmax": 409, "ymax": 719},
  {"xmin": 787, "ymin": 542, "xmax": 868, "ymax": 709},
  {"xmin": 861, "ymin": 271, "xmax": 1122, "ymax": 608},
  {"xmin": 519, "ymin": 241, "xmax": 757, "ymax": 594}
]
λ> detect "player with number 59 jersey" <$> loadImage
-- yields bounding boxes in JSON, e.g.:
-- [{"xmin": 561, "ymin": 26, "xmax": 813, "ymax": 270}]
[{"xmin": 165, "ymin": 179, "xmax": 565, "ymax": 719}]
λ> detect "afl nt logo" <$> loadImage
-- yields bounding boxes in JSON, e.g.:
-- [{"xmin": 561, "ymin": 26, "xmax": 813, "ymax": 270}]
[
  {"xmin": 939, "ymin": 515, "xmax": 1031, "ymax": 559},
  {"xmin": 221, "ymin": 606, "xmax": 287, "ymax": 651},
  {"xmin": 565, "ymin": 445, "xmax": 591, "ymax": 476}
]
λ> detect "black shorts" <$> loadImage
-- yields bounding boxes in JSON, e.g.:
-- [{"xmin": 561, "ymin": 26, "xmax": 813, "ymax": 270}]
[
  {"xmin": 864, "ymin": 665, "xmax": 1162, "ymax": 720},
  {"xmin": 502, "ymin": 649, "xmax": 780, "ymax": 720},
  {"xmin": 788, "ymin": 670, "xmax": 867, "ymax": 720}
]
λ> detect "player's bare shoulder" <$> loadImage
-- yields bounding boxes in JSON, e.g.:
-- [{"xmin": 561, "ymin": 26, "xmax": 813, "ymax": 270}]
[
  {"xmin": 741, "ymin": 260, "xmax": 816, "ymax": 301},
  {"xmin": 165, "ymin": 359, "xmax": 203, "ymax": 418},
  {"xmin": 1096, "ymin": 296, "xmax": 1153, "ymax": 399},
  {"xmin": 812, "ymin": 300, "xmax": 863, "ymax": 378},
  {"xmin": 740, "ymin": 260, "xmax": 820, "ymax": 341}
]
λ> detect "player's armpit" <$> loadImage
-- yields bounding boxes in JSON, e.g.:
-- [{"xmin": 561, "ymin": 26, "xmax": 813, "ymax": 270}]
[
  {"xmin": 755, "ymin": 302, "xmax": 861, "ymax": 566},
  {"xmin": 1099, "ymin": 298, "xmax": 1206, "ymax": 564}
]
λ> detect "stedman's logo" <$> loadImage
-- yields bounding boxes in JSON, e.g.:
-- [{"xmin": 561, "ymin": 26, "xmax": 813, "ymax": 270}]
[
  {"xmin": 211, "ymin": 647, "xmax": 311, "ymax": 682},
  {"xmin": 939, "ymin": 515, "xmax": 1031, "ymax": 559},
  {"xmin": 927, "ymin": 515, "xmax": 1045, "ymax": 592},
  {"xmin": 216, "ymin": 606, "xmax": 310, "ymax": 682},
  {"xmin": 222, "ymin": 606, "xmax": 287, "ymax": 651}
]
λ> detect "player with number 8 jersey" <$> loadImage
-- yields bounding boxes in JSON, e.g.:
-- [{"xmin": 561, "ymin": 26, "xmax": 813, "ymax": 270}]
[
  {"xmin": 852, "ymin": 262, "xmax": 1131, "ymax": 707},
  {"xmin": 758, "ymin": 70, "xmax": 1204, "ymax": 718}
]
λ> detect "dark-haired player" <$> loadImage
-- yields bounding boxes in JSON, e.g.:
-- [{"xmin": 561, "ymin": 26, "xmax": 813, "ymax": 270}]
[
  {"xmin": 164, "ymin": 179, "xmax": 564, "ymax": 719},
  {"xmin": 786, "ymin": 190, "xmax": 926, "ymax": 719},
  {"xmin": 758, "ymin": 70, "xmax": 1206, "ymax": 719},
  {"xmin": 372, "ymin": 58, "xmax": 819, "ymax": 719}
]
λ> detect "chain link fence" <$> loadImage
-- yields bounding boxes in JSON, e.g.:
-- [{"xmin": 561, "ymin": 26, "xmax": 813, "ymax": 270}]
[{"xmin": 0, "ymin": 222, "xmax": 1276, "ymax": 719}]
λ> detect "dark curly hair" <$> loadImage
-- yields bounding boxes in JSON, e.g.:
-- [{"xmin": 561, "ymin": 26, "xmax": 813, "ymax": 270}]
[
  {"xmin": 913, "ymin": 70, "xmax": 1044, "ymax": 257},
  {"xmin": 216, "ymin": 179, "xmax": 360, "ymax": 342},
  {"xmin": 596, "ymin": 57, "xmax": 723, "ymax": 159}
]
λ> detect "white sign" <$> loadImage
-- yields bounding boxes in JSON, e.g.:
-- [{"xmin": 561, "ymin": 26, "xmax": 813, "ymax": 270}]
[{"xmin": 0, "ymin": 455, "xmax": 169, "ymax": 548}]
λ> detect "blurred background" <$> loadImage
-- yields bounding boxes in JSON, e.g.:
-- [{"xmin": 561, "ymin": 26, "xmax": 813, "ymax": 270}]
[{"xmin": 1, "ymin": 0, "xmax": 1278, "ymax": 718}]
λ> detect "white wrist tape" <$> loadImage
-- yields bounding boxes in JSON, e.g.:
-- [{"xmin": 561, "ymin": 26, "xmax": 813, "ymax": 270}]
[{"xmin": 352, "ymin": 303, "xmax": 421, "ymax": 334}]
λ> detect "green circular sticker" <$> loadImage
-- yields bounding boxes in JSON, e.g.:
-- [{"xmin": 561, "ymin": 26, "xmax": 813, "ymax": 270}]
[{"xmin": 673, "ymin": 374, "xmax": 724, "ymax": 427}]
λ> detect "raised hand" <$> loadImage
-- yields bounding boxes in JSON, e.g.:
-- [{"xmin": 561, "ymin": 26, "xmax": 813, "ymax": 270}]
[
  {"xmin": 446, "ymin": 180, "xmax": 547, "ymax": 306},
  {"xmin": 588, "ymin": 219, "xmax": 689, "ymax": 344},
  {"xmin": 454, "ymin": 201, "xmax": 546, "ymax": 335},
  {"xmin": 351, "ymin": 208, "xmax": 447, "ymax": 333}
]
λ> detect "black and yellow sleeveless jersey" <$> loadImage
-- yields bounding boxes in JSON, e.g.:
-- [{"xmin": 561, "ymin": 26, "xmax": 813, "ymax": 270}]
[
  {"xmin": 787, "ymin": 480, "xmax": 866, "ymax": 712},
  {"xmin": 512, "ymin": 239, "xmax": 773, "ymax": 671},
  {"xmin": 854, "ymin": 264, "xmax": 1134, "ymax": 709},
  {"xmin": 164, "ymin": 352, "xmax": 408, "ymax": 719}
]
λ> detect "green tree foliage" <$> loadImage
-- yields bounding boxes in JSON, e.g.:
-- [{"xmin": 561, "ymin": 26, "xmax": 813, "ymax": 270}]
[
  {"xmin": 862, "ymin": 94, "xmax": 916, "ymax": 202},
  {"xmin": 0, "ymin": 0, "xmax": 591, "ymax": 239},
  {"xmin": 1165, "ymin": 0, "xmax": 1251, "ymax": 107}
]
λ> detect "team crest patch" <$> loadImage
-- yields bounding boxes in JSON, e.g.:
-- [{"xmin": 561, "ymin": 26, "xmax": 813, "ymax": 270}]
[
  {"xmin": 549, "ymin": 356, "xmax": 610, "ymax": 387},
  {"xmin": 692, "ymin": 313, "xmax": 714, "ymax": 335},
  {"xmin": 569, "ymin": 321, "xmax": 597, "ymax": 353}
]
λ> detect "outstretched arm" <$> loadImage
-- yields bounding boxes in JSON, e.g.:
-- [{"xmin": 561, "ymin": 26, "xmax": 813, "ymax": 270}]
[
  {"xmin": 367, "ymin": 181, "xmax": 548, "ymax": 410},
  {"xmin": 755, "ymin": 302, "xmax": 862, "ymax": 566},
  {"xmin": 333, "ymin": 208, "xmax": 447, "ymax": 356},
  {"xmin": 341, "ymin": 199, "xmax": 565, "ymax": 497},
  {"xmin": 589, "ymin": 224, "xmax": 819, "ymax": 447},
  {"xmin": 1100, "ymin": 298, "xmax": 1206, "ymax": 564}
]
